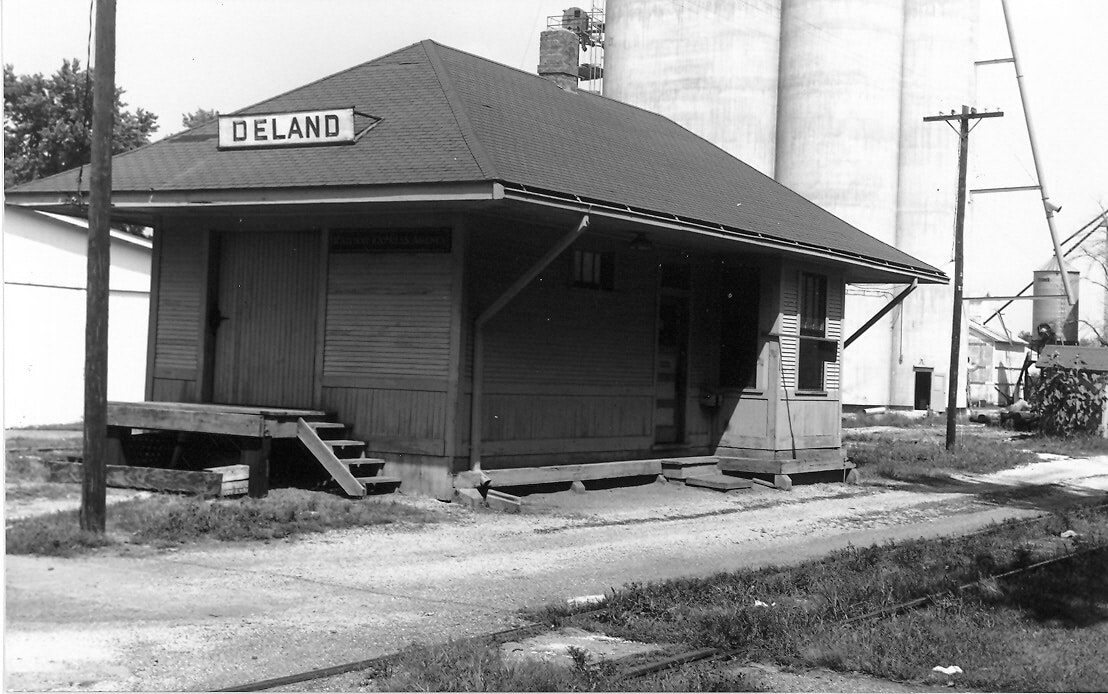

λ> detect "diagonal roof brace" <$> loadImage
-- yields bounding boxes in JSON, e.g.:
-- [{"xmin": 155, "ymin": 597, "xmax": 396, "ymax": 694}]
[
  {"xmin": 469, "ymin": 214, "xmax": 590, "ymax": 472},
  {"xmin": 844, "ymin": 280, "xmax": 918, "ymax": 349}
]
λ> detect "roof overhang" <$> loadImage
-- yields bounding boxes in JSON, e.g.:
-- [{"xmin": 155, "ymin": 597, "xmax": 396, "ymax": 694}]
[
  {"xmin": 4, "ymin": 181, "xmax": 502, "ymax": 225},
  {"xmin": 7, "ymin": 178, "xmax": 948, "ymax": 286},
  {"xmin": 496, "ymin": 183, "xmax": 948, "ymax": 286}
]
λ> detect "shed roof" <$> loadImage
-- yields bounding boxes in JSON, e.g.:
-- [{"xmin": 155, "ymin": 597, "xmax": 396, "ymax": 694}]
[{"xmin": 7, "ymin": 40, "xmax": 944, "ymax": 283}]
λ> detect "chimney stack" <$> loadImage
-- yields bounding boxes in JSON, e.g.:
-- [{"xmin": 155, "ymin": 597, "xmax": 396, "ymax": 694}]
[{"xmin": 538, "ymin": 28, "xmax": 579, "ymax": 92}]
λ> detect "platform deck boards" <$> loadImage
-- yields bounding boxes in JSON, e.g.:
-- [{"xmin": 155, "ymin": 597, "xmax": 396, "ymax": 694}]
[{"xmin": 107, "ymin": 401, "xmax": 328, "ymax": 438}]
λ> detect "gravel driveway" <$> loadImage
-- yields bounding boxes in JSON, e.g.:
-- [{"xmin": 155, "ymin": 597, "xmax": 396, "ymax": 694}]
[{"xmin": 6, "ymin": 457, "xmax": 1107, "ymax": 691}]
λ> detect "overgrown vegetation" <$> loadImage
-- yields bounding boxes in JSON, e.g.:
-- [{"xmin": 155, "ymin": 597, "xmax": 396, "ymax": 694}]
[
  {"xmin": 1032, "ymin": 365, "xmax": 1107, "ymax": 437},
  {"xmin": 5, "ymin": 488, "xmax": 440, "ymax": 557},
  {"xmin": 371, "ymin": 508, "xmax": 1108, "ymax": 691},
  {"xmin": 846, "ymin": 432, "xmax": 1037, "ymax": 481},
  {"xmin": 842, "ymin": 410, "xmax": 947, "ymax": 429}
]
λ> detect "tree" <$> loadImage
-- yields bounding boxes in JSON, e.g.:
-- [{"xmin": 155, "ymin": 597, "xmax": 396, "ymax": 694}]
[
  {"xmin": 4, "ymin": 59, "xmax": 158, "ymax": 187},
  {"xmin": 181, "ymin": 107, "xmax": 217, "ymax": 130}
]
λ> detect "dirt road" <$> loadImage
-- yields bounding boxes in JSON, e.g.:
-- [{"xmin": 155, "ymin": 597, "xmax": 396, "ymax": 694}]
[{"xmin": 6, "ymin": 457, "xmax": 1107, "ymax": 691}]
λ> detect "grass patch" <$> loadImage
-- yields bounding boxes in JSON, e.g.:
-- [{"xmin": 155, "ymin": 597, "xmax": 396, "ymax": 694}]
[
  {"xmin": 5, "ymin": 481, "xmax": 78, "ymax": 502},
  {"xmin": 367, "ymin": 508, "xmax": 1108, "ymax": 692},
  {"xmin": 846, "ymin": 432, "xmax": 1037, "ymax": 482},
  {"xmin": 842, "ymin": 411, "xmax": 953, "ymax": 429},
  {"xmin": 365, "ymin": 637, "xmax": 756, "ymax": 692},
  {"xmin": 5, "ymin": 488, "xmax": 441, "ymax": 557},
  {"xmin": 1016, "ymin": 433, "xmax": 1108, "ymax": 458}
]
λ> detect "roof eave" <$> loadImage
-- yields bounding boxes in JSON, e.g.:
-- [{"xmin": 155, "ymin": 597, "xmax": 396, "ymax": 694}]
[
  {"xmin": 4, "ymin": 181, "xmax": 501, "ymax": 213},
  {"xmin": 498, "ymin": 183, "xmax": 948, "ymax": 285}
]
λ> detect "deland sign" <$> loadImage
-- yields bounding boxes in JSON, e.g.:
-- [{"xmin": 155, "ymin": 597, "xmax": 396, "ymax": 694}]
[{"xmin": 218, "ymin": 108, "xmax": 356, "ymax": 149}]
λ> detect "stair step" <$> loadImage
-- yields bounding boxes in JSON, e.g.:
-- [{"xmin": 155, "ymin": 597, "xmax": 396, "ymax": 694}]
[
  {"xmin": 685, "ymin": 473, "xmax": 753, "ymax": 492},
  {"xmin": 308, "ymin": 422, "xmax": 346, "ymax": 438},
  {"xmin": 339, "ymin": 457, "xmax": 386, "ymax": 470},
  {"xmin": 357, "ymin": 475, "xmax": 402, "ymax": 487},
  {"xmin": 326, "ymin": 440, "xmax": 366, "ymax": 456}
]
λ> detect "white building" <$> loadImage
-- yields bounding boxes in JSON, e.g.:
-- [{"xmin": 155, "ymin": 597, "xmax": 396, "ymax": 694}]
[{"xmin": 3, "ymin": 206, "xmax": 151, "ymax": 427}]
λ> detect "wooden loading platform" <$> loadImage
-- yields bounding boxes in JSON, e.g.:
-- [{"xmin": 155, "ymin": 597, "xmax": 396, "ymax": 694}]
[{"xmin": 104, "ymin": 401, "xmax": 400, "ymax": 497}]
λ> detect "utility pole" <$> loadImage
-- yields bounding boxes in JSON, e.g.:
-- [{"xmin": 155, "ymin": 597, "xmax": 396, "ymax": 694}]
[
  {"xmin": 81, "ymin": 0, "xmax": 116, "ymax": 532},
  {"xmin": 924, "ymin": 105, "xmax": 1003, "ymax": 450}
]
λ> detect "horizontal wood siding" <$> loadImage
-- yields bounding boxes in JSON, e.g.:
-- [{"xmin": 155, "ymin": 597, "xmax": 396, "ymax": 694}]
[
  {"xmin": 320, "ymin": 386, "xmax": 447, "ymax": 456},
  {"xmin": 152, "ymin": 225, "xmax": 203, "ymax": 400},
  {"xmin": 825, "ymin": 275, "xmax": 844, "ymax": 392},
  {"xmin": 151, "ymin": 377, "xmax": 197, "ymax": 403},
  {"xmin": 684, "ymin": 258, "xmax": 714, "ymax": 445},
  {"xmin": 465, "ymin": 223, "xmax": 657, "ymax": 462},
  {"xmin": 322, "ymin": 242, "xmax": 454, "ymax": 456},
  {"xmin": 325, "ymin": 253, "xmax": 452, "ymax": 379},
  {"xmin": 483, "ymin": 391, "xmax": 653, "ymax": 442},
  {"xmin": 779, "ymin": 270, "xmax": 800, "ymax": 389}
]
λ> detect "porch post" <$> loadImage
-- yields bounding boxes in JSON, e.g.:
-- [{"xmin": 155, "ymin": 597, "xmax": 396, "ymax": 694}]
[{"xmin": 469, "ymin": 214, "xmax": 589, "ymax": 471}]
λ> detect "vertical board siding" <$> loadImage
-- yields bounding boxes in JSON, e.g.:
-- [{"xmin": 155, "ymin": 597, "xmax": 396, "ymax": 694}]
[
  {"xmin": 779, "ymin": 271, "xmax": 800, "ymax": 388},
  {"xmin": 324, "ymin": 253, "xmax": 452, "ymax": 379},
  {"xmin": 213, "ymin": 231, "xmax": 319, "ymax": 407},
  {"xmin": 154, "ymin": 227, "xmax": 203, "ymax": 379},
  {"xmin": 825, "ymin": 275, "xmax": 844, "ymax": 392}
]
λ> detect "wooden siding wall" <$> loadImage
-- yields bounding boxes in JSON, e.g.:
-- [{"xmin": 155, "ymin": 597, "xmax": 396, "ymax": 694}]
[
  {"xmin": 682, "ymin": 257, "xmax": 715, "ymax": 448},
  {"xmin": 150, "ymin": 223, "xmax": 204, "ymax": 402},
  {"xmin": 320, "ymin": 246, "xmax": 454, "ymax": 456},
  {"xmin": 715, "ymin": 258, "xmax": 780, "ymax": 452},
  {"xmin": 463, "ymin": 223, "xmax": 659, "ymax": 466},
  {"xmin": 769, "ymin": 263, "xmax": 844, "ymax": 452}
]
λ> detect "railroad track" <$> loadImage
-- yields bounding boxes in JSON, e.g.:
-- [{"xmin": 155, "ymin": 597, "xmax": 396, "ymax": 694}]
[{"xmin": 220, "ymin": 501, "xmax": 1108, "ymax": 691}]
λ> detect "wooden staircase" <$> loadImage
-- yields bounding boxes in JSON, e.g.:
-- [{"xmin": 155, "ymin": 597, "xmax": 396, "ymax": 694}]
[{"xmin": 296, "ymin": 418, "xmax": 401, "ymax": 497}]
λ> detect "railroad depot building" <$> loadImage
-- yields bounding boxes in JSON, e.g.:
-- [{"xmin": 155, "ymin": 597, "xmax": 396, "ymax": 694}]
[{"xmin": 6, "ymin": 40, "xmax": 945, "ymax": 498}]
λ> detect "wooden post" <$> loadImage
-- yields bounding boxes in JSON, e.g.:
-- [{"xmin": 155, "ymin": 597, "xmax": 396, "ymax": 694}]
[
  {"xmin": 947, "ymin": 105, "xmax": 970, "ymax": 451},
  {"xmin": 924, "ymin": 106, "xmax": 1003, "ymax": 450},
  {"xmin": 242, "ymin": 437, "xmax": 272, "ymax": 498},
  {"xmin": 81, "ymin": 0, "xmax": 117, "ymax": 532}
]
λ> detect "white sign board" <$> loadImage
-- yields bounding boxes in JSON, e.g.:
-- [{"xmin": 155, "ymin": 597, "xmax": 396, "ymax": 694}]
[{"xmin": 218, "ymin": 108, "xmax": 355, "ymax": 149}]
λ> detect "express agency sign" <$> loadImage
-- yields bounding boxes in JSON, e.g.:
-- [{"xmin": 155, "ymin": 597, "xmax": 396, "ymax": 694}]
[{"xmin": 218, "ymin": 108, "xmax": 356, "ymax": 149}]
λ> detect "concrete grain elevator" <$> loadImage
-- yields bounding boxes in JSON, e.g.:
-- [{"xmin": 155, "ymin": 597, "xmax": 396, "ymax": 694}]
[{"xmin": 605, "ymin": 0, "xmax": 981, "ymax": 410}]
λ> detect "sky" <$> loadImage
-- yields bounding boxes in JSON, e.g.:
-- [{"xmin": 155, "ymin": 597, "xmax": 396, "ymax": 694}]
[{"xmin": 2, "ymin": 0, "xmax": 1105, "ymax": 315}]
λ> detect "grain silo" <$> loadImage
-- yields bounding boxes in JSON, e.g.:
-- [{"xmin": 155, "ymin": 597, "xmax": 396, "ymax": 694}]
[
  {"xmin": 890, "ymin": 0, "xmax": 979, "ymax": 411},
  {"xmin": 604, "ymin": 0, "xmax": 783, "ymax": 176},
  {"xmin": 605, "ymin": 0, "xmax": 980, "ymax": 411},
  {"xmin": 1032, "ymin": 258, "xmax": 1080, "ymax": 343}
]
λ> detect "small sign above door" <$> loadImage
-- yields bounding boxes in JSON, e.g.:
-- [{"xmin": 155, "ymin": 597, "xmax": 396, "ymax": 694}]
[{"xmin": 217, "ymin": 108, "xmax": 355, "ymax": 149}]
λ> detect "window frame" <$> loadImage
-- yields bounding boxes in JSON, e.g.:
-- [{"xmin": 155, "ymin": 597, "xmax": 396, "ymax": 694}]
[
  {"xmin": 796, "ymin": 272, "xmax": 834, "ymax": 392},
  {"xmin": 571, "ymin": 248, "xmax": 615, "ymax": 291}
]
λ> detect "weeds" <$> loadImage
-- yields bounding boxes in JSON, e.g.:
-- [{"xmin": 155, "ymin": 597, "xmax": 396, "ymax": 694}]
[
  {"xmin": 842, "ymin": 411, "xmax": 947, "ymax": 429},
  {"xmin": 5, "ymin": 488, "xmax": 440, "ymax": 556},
  {"xmin": 846, "ymin": 433, "xmax": 1037, "ymax": 481},
  {"xmin": 511, "ymin": 507, "xmax": 1108, "ymax": 693}
]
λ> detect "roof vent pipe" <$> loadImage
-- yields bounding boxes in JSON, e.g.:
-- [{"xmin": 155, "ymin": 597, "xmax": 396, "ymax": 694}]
[{"xmin": 538, "ymin": 28, "xmax": 579, "ymax": 92}]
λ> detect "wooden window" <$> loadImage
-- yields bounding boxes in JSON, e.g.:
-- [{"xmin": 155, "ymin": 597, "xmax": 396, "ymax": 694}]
[
  {"xmin": 572, "ymin": 249, "xmax": 614, "ymax": 290},
  {"xmin": 798, "ymin": 272, "xmax": 835, "ymax": 391}
]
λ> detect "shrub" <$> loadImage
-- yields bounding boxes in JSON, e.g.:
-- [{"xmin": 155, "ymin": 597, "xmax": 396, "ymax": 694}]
[{"xmin": 1032, "ymin": 365, "xmax": 1107, "ymax": 437}]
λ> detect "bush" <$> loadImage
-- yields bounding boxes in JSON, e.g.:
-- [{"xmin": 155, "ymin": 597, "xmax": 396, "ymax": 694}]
[{"xmin": 1032, "ymin": 366, "xmax": 1107, "ymax": 437}]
